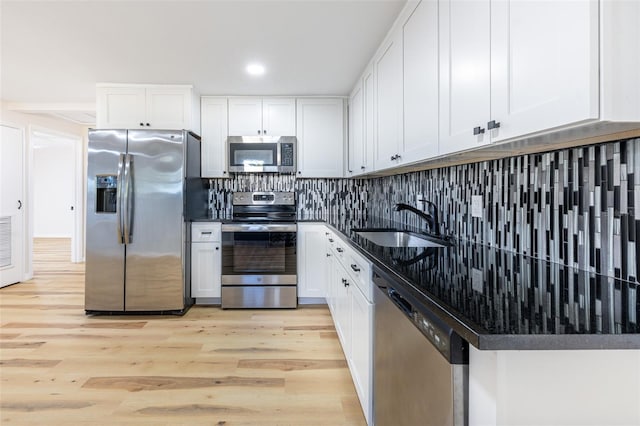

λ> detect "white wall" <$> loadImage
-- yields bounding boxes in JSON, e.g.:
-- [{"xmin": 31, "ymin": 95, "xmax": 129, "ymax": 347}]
[
  {"xmin": 469, "ymin": 346, "xmax": 640, "ymax": 425},
  {"xmin": 32, "ymin": 137, "xmax": 75, "ymax": 237}
]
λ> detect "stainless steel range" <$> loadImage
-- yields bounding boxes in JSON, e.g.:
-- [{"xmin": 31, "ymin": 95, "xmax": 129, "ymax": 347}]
[{"xmin": 220, "ymin": 191, "xmax": 297, "ymax": 308}]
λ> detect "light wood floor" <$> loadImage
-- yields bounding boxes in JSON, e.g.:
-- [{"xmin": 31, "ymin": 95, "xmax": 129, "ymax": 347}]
[{"xmin": 0, "ymin": 238, "xmax": 366, "ymax": 425}]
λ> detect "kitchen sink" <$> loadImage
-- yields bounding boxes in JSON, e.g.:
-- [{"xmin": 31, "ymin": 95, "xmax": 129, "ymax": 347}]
[{"xmin": 354, "ymin": 230, "xmax": 450, "ymax": 248}]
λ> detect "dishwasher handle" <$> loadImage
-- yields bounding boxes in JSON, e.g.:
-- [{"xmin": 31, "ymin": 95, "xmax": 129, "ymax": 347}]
[{"xmin": 388, "ymin": 288, "xmax": 413, "ymax": 317}]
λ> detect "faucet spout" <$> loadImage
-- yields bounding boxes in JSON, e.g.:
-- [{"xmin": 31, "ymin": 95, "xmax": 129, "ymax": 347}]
[{"xmin": 394, "ymin": 202, "xmax": 440, "ymax": 236}]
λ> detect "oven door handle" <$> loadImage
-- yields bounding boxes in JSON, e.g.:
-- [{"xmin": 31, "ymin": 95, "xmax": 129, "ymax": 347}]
[{"xmin": 221, "ymin": 223, "xmax": 297, "ymax": 233}]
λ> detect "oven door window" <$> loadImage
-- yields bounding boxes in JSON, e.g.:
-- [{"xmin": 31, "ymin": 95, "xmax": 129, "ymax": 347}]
[
  {"xmin": 222, "ymin": 231, "xmax": 296, "ymax": 275},
  {"xmin": 229, "ymin": 143, "xmax": 277, "ymax": 168}
]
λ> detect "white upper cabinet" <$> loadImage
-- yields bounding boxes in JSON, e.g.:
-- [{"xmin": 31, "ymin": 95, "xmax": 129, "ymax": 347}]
[
  {"xmin": 490, "ymin": 0, "xmax": 599, "ymax": 143},
  {"xmin": 438, "ymin": 0, "xmax": 491, "ymax": 155},
  {"xmin": 348, "ymin": 80, "xmax": 364, "ymax": 177},
  {"xmin": 348, "ymin": 64, "xmax": 375, "ymax": 177},
  {"xmin": 200, "ymin": 97, "xmax": 229, "ymax": 178},
  {"xmin": 402, "ymin": 0, "xmax": 439, "ymax": 160},
  {"xmin": 96, "ymin": 84, "xmax": 193, "ymax": 130},
  {"xmin": 440, "ymin": 0, "xmax": 600, "ymax": 155},
  {"xmin": 373, "ymin": 30, "xmax": 404, "ymax": 171},
  {"xmin": 362, "ymin": 66, "xmax": 375, "ymax": 175},
  {"xmin": 296, "ymin": 98, "xmax": 345, "ymax": 178},
  {"xmin": 263, "ymin": 98, "xmax": 297, "ymax": 136},
  {"xmin": 228, "ymin": 97, "xmax": 296, "ymax": 136}
]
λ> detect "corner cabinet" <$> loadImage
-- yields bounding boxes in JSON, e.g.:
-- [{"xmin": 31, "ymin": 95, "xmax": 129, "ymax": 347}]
[
  {"xmin": 297, "ymin": 223, "xmax": 328, "ymax": 302},
  {"xmin": 296, "ymin": 98, "xmax": 345, "ymax": 178},
  {"xmin": 191, "ymin": 223, "xmax": 222, "ymax": 300},
  {"xmin": 201, "ymin": 97, "xmax": 229, "ymax": 178},
  {"xmin": 96, "ymin": 84, "xmax": 194, "ymax": 130},
  {"xmin": 228, "ymin": 97, "xmax": 296, "ymax": 136}
]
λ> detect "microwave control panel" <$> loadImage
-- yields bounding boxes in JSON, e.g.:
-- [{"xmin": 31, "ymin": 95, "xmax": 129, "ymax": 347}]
[{"xmin": 281, "ymin": 143, "xmax": 295, "ymax": 167}]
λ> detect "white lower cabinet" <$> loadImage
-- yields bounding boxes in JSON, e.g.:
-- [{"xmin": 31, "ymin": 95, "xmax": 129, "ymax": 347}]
[
  {"xmin": 297, "ymin": 223, "xmax": 329, "ymax": 301},
  {"xmin": 325, "ymin": 230, "xmax": 374, "ymax": 425},
  {"xmin": 191, "ymin": 223, "xmax": 221, "ymax": 299}
]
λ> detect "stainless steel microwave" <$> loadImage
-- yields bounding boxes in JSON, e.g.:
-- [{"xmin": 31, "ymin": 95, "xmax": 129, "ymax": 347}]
[{"xmin": 227, "ymin": 136, "xmax": 296, "ymax": 173}]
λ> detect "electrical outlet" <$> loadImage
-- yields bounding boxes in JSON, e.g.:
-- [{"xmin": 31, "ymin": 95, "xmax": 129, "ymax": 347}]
[
  {"xmin": 471, "ymin": 195, "xmax": 483, "ymax": 218},
  {"xmin": 471, "ymin": 268, "xmax": 484, "ymax": 293}
]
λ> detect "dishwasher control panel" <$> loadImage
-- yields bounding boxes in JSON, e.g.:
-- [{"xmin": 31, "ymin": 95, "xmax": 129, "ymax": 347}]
[{"xmin": 414, "ymin": 311, "xmax": 451, "ymax": 360}]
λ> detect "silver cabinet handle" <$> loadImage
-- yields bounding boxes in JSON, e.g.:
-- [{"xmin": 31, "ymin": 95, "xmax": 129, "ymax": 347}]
[
  {"xmin": 350, "ymin": 264, "xmax": 361, "ymax": 272},
  {"xmin": 336, "ymin": 248, "xmax": 344, "ymax": 253},
  {"xmin": 116, "ymin": 153, "xmax": 125, "ymax": 243},
  {"xmin": 473, "ymin": 126, "xmax": 485, "ymax": 135},
  {"xmin": 487, "ymin": 120, "xmax": 501, "ymax": 130}
]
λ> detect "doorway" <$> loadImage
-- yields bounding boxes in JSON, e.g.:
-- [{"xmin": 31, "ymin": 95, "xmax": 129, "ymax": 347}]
[{"xmin": 29, "ymin": 128, "xmax": 83, "ymax": 267}]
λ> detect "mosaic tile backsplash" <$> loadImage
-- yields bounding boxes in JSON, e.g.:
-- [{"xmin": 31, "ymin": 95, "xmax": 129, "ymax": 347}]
[
  {"xmin": 368, "ymin": 137, "xmax": 640, "ymax": 284},
  {"xmin": 208, "ymin": 137, "xmax": 640, "ymax": 283},
  {"xmin": 207, "ymin": 174, "xmax": 368, "ymax": 223}
]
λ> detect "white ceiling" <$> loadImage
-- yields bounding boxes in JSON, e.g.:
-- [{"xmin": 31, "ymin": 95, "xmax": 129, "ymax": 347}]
[{"xmin": 1, "ymin": 0, "xmax": 407, "ymax": 111}]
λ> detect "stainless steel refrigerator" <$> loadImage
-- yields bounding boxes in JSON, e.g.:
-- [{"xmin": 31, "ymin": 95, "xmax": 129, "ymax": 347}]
[{"xmin": 85, "ymin": 129, "xmax": 203, "ymax": 314}]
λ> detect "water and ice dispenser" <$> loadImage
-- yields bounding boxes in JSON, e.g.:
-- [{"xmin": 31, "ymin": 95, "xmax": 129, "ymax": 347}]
[{"xmin": 96, "ymin": 175, "xmax": 117, "ymax": 213}]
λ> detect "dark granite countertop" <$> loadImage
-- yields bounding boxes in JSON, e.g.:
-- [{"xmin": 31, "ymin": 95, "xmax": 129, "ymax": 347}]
[{"xmin": 320, "ymin": 215, "xmax": 640, "ymax": 350}]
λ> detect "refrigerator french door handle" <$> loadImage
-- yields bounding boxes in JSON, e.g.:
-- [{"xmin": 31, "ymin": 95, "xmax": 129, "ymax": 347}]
[
  {"xmin": 116, "ymin": 153, "xmax": 125, "ymax": 243},
  {"xmin": 123, "ymin": 153, "xmax": 133, "ymax": 244}
]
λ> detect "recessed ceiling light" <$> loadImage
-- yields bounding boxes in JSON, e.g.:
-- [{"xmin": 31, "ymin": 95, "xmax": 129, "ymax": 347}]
[{"xmin": 246, "ymin": 63, "xmax": 265, "ymax": 76}]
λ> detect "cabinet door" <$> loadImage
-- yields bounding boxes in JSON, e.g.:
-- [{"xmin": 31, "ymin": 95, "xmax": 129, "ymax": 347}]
[
  {"xmin": 262, "ymin": 98, "xmax": 296, "ymax": 136},
  {"xmin": 0, "ymin": 125, "xmax": 24, "ymax": 287},
  {"xmin": 96, "ymin": 86, "xmax": 146, "ymax": 128},
  {"xmin": 348, "ymin": 81, "xmax": 364, "ymax": 177},
  {"xmin": 228, "ymin": 97, "xmax": 263, "ymax": 136},
  {"xmin": 403, "ymin": 0, "xmax": 439, "ymax": 161},
  {"xmin": 374, "ymin": 31, "xmax": 403, "ymax": 171},
  {"xmin": 350, "ymin": 286, "xmax": 373, "ymax": 425},
  {"xmin": 201, "ymin": 97, "xmax": 229, "ymax": 178},
  {"xmin": 145, "ymin": 87, "xmax": 192, "ymax": 130},
  {"xmin": 362, "ymin": 65, "xmax": 375, "ymax": 175},
  {"xmin": 296, "ymin": 98, "xmax": 345, "ymax": 178},
  {"xmin": 297, "ymin": 224, "xmax": 328, "ymax": 299},
  {"xmin": 439, "ymin": 0, "xmax": 491, "ymax": 155},
  {"xmin": 334, "ymin": 268, "xmax": 352, "ymax": 357},
  {"xmin": 191, "ymin": 242, "xmax": 221, "ymax": 298},
  {"xmin": 490, "ymin": 0, "xmax": 599, "ymax": 142}
]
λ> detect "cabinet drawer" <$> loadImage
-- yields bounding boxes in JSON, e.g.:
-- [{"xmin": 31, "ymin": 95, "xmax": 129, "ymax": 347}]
[
  {"xmin": 192, "ymin": 223, "xmax": 221, "ymax": 242},
  {"xmin": 346, "ymin": 250, "xmax": 372, "ymax": 303}
]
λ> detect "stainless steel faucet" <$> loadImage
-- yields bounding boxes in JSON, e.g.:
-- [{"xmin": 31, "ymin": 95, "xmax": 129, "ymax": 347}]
[{"xmin": 394, "ymin": 200, "xmax": 440, "ymax": 236}]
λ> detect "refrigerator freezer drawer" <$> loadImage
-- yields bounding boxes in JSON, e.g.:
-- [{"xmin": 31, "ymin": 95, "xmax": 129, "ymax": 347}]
[{"xmin": 221, "ymin": 285, "xmax": 297, "ymax": 309}]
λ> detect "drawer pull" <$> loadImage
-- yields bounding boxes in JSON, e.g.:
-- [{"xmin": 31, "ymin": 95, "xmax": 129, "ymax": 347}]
[
  {"xmin": 201, "ymin": 231, "xmax": 212, "ymax": 235},
  {"xmin": 336, "ymin": 248, "xmax": 344, "ymax": 253},
  {"xmin": 329, "ymin": 238, "xmax": 334, "ymax": 242},
  {"xmin": 350, "ymin": 264, "xmax": 361, "ymax": 272}
]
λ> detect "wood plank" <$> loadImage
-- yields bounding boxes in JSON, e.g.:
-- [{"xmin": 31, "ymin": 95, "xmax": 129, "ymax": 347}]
[
  {"xmin": 82, "ymin": 375, "xmax": 285, "ymax": 392},
  {"xmin": 238, "ymin": 359, "xmax": 348, "ymax": 371},
  {"xmin": 1, "ymin": 358, "xmax": 61, "ymax": 367}
]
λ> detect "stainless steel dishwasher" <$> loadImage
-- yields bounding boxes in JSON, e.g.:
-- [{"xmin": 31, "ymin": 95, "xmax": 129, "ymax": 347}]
[{"xmin": 373, "ymin": 266, "xmax": 469, "ymax": 426}]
